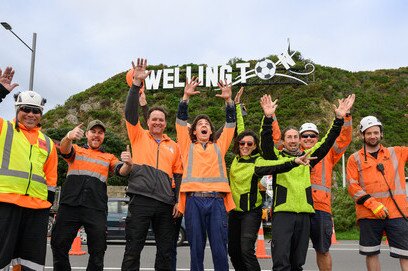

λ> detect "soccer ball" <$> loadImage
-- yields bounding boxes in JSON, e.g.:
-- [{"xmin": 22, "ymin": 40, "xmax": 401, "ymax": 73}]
[{"xmin": 255, "ymin": 59, "xmax": 276, "ymax": 80}]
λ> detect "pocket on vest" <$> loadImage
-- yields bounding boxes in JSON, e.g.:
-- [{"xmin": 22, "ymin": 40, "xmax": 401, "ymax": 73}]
[
  {"xmin": 306, "ymin": 186, "xmax": 313, "ymax": 207},
  {"xmin": 275, "ymin": 184, "xmax": 287, "ymax": 207}
]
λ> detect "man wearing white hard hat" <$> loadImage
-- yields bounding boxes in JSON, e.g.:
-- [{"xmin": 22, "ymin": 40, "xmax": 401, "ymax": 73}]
[
  {"xmin": 298, "ymin": 99, "xmax": 353, "ymax": 271},
  {"xmin": 0, "ymin": 67, "xmax": 58, "ymax": 271},
  {"xmin": 347, "ymin": 115, "xmax": 408, "ymax": 271}
]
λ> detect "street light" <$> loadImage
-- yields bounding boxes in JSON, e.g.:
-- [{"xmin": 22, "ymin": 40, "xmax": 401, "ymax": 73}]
[{"xmin": 1, "ymin": 22, "xmax": 37, "ymax": 91}]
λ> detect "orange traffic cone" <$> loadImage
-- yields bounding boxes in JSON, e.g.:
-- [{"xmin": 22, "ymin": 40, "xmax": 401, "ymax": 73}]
[
  {"xmin": 331, "ymin": 218, "xmax": 338, "ymax": 244},
  {"xmin": 69, "ymin": 230, "xmax": 87, "ymax": 255},
  {"xmin": 256, "ymin": 223, "xmax": 271, "ymax": 259}
]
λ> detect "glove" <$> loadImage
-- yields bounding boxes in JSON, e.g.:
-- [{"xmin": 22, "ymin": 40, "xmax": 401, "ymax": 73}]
[{"xmin": 363, "ymin": 197, "xmax": 389, "ymax": 219}]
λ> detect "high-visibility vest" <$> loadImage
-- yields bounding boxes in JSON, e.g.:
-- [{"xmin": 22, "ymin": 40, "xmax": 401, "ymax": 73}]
[
  {"xmin": 0, "ymin": 121, "xmax": 53, "ymax": 201},
  {"xmin": 347, "ymin": 145, "xmax": 408, "ymax": 220}
]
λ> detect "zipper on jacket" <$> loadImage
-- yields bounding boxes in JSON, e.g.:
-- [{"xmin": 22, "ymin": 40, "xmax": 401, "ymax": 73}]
[
  {"xmin": 156, "ymin": 142, "xmax": 161, "ymax": 169},
  {"xmin": 25, "ymin": 145, "xmax": 33, "ymax": 195}
]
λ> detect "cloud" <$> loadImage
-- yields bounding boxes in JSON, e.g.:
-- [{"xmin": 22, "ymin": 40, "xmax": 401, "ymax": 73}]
[{"xmin": 1, "ymin": 0, "xmax": 407, "ymax": 120}]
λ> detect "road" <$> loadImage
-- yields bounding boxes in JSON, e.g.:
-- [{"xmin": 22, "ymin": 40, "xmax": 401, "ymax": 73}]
[{"xmin": 42, "ymin": 240, "xmax": 401, "ymax": 270}]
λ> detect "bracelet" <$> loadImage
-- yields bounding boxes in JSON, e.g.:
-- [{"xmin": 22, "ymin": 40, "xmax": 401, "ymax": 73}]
[{"xmin": 66, "ymin": 131, "xmax": 72, "ymax": 140}]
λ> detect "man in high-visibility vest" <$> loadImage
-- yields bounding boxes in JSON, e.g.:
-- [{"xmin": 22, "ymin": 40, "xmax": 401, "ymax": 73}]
[
  {"xmin": 347, "ymin": 115, "xmax": 408, "ymax": 271},
  {"xmin": 176, "ymin": 77, "xmax": 236, "ymax": 271},
  {"xmin": 51, "ymin": 120, "xmax": 132, "ymax": 271},
  {"xmin": 299, "ymin": 112, "xmax": 353, "ymax": 271},
  {"xmin": 0, "ymin": 66, "xmax": 58, "ymax": 271},
  {"xmin": 121, "ymin": 59, "xmax": 183, "ymax": 271}
]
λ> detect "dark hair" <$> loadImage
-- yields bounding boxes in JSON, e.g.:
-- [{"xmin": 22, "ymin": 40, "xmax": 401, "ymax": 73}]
[
  {"xmin": 148, "ymin": 106, "xmax": 168, "ymax": 120},
  {"xmin": 281, "ymin": 126, "xmax": 299, "ymax": 140},
  {"xmin": 232, "ymin": 130, "xmax": 260, "ymax": 156},
  {"xmin": 189, "ymin": 114, "xmax": 215, "ymax": 142}
]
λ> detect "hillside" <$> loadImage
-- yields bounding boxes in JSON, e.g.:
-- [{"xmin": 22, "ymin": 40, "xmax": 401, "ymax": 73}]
[{"xmin": 41, "ymin": 54, "xmax": 408, "ymax": 185}]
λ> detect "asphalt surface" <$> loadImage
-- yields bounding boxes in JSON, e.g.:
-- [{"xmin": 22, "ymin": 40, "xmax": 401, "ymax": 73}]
[{"xmin": 41, "ymin": 239, "xmax": 402, "ymax": 270}]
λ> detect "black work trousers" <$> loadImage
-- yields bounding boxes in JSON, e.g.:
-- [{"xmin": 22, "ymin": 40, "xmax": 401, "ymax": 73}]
[
  {"xmin": 121, "ymin": 195, "xmax": 174, "ymax": 271},
  {"xmin": 0, "ymin": 202, "xmax": 49, "ymax": 270},
  {"xmin": 51, "ymin": 204, "xmax": 107, "ymax": 271},
  {"xmin": 228, "ymin": 207, "xmax": 262, "ymax": 271},
  {"xmin": 271, "ymin": 212, "xmax": 311, "ymax": 271}
]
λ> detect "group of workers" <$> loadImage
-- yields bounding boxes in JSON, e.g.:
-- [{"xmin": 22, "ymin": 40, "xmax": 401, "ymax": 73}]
[{"xmin": 0, "ymin": 60, "xmax": 406, "ymax": 271}]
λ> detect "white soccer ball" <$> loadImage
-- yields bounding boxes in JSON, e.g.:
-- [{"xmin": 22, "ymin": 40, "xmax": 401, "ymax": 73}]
[{"xmin": 255, "ymin": 59, "xmax": 276, "ymax": 80}]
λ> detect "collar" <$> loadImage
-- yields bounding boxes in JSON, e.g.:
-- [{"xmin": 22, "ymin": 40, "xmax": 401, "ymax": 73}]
[{"xmin": 82, "ymin": 143, "xmax": 105, "ymax": 152}]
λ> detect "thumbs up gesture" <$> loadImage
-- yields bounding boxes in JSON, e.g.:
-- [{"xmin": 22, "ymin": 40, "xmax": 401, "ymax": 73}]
[
  {"xmin": 121, "ymin": 145, "xmax": 133, "ymax": 166},
  {"xmin": 67, "ymin": 123, "xmax": 84, "ymax": 141}
]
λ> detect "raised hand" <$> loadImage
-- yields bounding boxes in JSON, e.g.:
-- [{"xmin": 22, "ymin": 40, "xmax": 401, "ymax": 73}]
[
  {"xmin": 0, "ymin": 66, "xmax": 19, "ymax": 92},
  {"xmin": 294, "ymin": 151, "xmax": 317, "ymax": 166},
  {"xmin": 121, "ymin": 145, "xmax": 133, "ymax": 166},
  {"xmin": 234, "ymin": 87, "xmax": 244, "ymax": 104},
  {"xmin": 67, "ymin": 123, "xmax": 84, "ymax": 141},
  {"xmin": 131, "ymin": 58, "xmax": 152, "ymax": 86},
  {"xmin": 259, "ymin": 94, "xmax": 278, "ymax": 117},
  {"xmin": 334, "ymin": 93, "xmax": 355, "ymax": 119},
  {"xmin": 216, "ymin": 80, "xmax": 233, "ymax": 103},
  {"xmin": 183, "ymin": 76, "xmax": 201, "ymax": 100}
]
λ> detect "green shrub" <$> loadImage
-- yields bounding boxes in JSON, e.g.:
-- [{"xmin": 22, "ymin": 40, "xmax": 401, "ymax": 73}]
[{"xmin": 332, "ymin": 187, "xmax": 357, "ymax": 232}]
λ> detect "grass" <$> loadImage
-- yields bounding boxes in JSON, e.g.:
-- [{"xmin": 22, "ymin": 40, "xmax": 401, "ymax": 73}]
[{"xmin": 336, "ymin": 228, "xmax": 359, "ymax": 240}]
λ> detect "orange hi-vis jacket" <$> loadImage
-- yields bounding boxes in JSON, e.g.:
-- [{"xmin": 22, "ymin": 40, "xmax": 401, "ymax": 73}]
[
  {"xmin": 310, "ymin": 115, "xmax": 352, "ymax": 213},
  {"xmin": 176, "ymin": 119, "xmax": 236, "ymax": 214},
  {"xmin": 347, "ymin": 145, "xmax": 408, "ymax": 220},
  {"xmin": 0, "ymin": 118, "xmax": 58, "ymax": 209},
  {"xmin": 60, "ymin": 144, "xmax": 120, "ymax": 210},
  {"xmin": 126, "ymin": 121, "xmax": 183, "ymax": 180}
]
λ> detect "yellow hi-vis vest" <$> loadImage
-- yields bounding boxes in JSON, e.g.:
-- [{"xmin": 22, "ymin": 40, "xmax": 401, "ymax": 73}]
[{"xmin": 0, "ymin": 121, "xmax": 53, "ymax": 201}]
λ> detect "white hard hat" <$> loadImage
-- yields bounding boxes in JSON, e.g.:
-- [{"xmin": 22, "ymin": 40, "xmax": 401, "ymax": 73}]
[
  {"xmin": 299, "ymin": 123, "xmax": 319, "ymax": 135},
  {"xmin": 14, "ymin": 91, "xmax": 46, "ymax": 111},
  {"xmin": 360, "ymin": 116, "xmax": 382, "ymax": 133}
]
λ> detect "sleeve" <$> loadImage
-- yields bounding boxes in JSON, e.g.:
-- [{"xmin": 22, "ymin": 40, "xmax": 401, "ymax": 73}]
[
  {"xmin": 236, "ymin": 103, "xmax": 245, "ymax": 134},
  {"xmin": 61, "ymin": 144, "xmax": 77, "ymax": 163},
  {"xmin": 255, "ymin": 156, "xmax": 299, "ymax": 176},
  {"xmin": 271, "ymin": 114, "xmax": 282, "ymax": 145},
  {"xmin": 125, "ymin": 86, "xmax": 145, "ymax": 144},
  {"xmin": 329, "ymin": 115, "xmax": 352, "ymax": 164},
  {"xmin": 396, "ymin": 146, "xmax": 408, "ymax": 163},
  {"xmin": 45, "ymin": 144, "xmax": 58, "ymax": 203},
  {"xmin": 173, "ymin": 173, "xmax": 182, "ymax": 202},
  {"xmin": 0, "ymin": 84, "xmax": 9, "ymax": 103},
  {"xmin": 259, "ymin": 116, "xmax": 279, "ymax": 160},
  {"xmin": 125, "ymin": 84, "xmax": 141, "ymax": 126},
  {"xmin": 141, "ymin": 104, "xmax": 150, "ymax": 128},
  {"xmin": 176, "ymin": 101, "xmax": 192, "ymax": 157},
  {"xmin": 346, "ymin": 153, "xmax": 370, "ymax": 204},
  {"xmin": 109, "ymin": 154, "xmax": 121, "ymax": 173},
  {"xmin": 172, "ymin": 143, "xmax": 184, "ymax": 174},
  {"xmin": 309, "ymin": 118, "xmax": 344, "ymax": 167},
  {"xmin": 217, "ymin": 103, "xmax": 236, "ymax": 155}
]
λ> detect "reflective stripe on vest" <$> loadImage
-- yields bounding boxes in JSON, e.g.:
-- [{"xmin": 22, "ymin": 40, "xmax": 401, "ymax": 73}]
[
  {"xmin": 351, "ymin": 149, "xmax": 405, "ymax": 200},
  {"xmin": 311, "ymin": 159, "xmax": 331, "ymax": 194},
  {"xmin": 0, "ymin": 121, "xmax": 51, "ymax": 200},
  {"xmin": 182, "ymin": 143, "xmax": 228, "ymax": 183},
  {"xmin": 67, "ymin": 169, "xmax": 107, "ymax": 183}
]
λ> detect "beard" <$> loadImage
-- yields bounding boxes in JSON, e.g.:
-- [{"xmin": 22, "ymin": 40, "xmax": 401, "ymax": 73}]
[{"xmin": 364, "ymin": 137, "xmax": 381, "ymax": 148}]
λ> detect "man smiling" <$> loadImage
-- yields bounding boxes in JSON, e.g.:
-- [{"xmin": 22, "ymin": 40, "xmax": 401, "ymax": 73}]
[
  {"xmin": 51, "ymin": 120, "xmax": 132, "ymax": 271},
  {"xmin": 0, "ymin": 67, "xmax": 58, "ymax": 271}
]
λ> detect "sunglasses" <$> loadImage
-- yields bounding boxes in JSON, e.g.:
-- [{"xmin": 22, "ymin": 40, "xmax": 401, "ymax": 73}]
[
  {"xmin": 301, "ymin": 133, "xmax": 317, "ymax": 139},
  {"xmin": 239, "ymin": 141, "xmax": 254, "ymax": 147},
  {"xmin": 20, "ymin": 106, "xmax": 42, "ymax": 115}
]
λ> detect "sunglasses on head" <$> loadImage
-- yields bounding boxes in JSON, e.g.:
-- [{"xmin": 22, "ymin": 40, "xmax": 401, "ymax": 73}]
[
  {"xmin": 239, "ymin": 141, "xmax": 254, "ymax": 147},
  {"xmin": 301, "ymin": 133, "xmax": 317, "ymax": 139},
  {"xmin": 20, "ymin": 106, "xmax": 42, "ymax": 115}
]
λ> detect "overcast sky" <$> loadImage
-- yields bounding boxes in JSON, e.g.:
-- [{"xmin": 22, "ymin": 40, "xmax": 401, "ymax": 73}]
[{"xmin": 1, "ymin": 0, "xmax": 407, "ymax": 120}]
